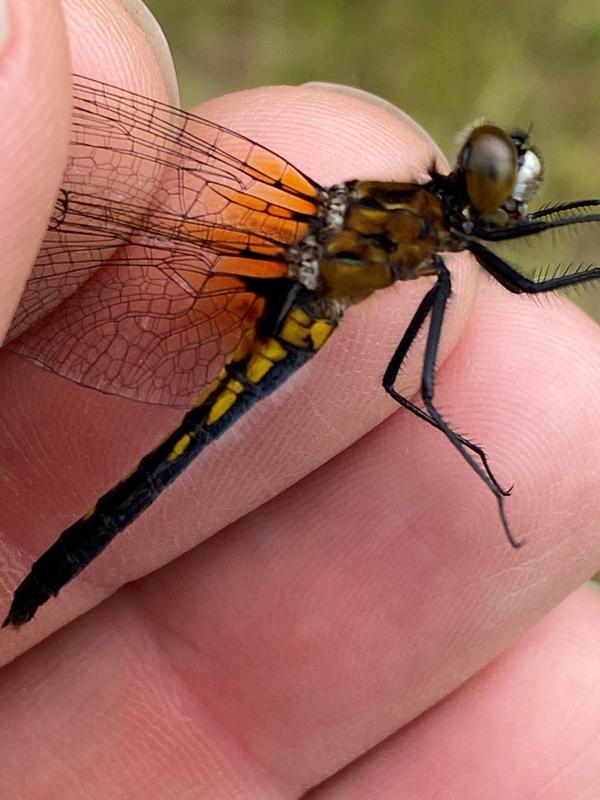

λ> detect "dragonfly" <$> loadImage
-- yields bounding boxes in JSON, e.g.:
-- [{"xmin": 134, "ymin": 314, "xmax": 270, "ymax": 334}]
[{"xmin": 2, "ymin": 75, "xmax": 599, "ymax": 627}]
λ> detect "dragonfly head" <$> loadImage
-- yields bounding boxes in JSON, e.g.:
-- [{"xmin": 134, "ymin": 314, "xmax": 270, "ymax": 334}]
[{"xmin": 455, "ymin": 124, "xmax": 543, "ymax": 229}]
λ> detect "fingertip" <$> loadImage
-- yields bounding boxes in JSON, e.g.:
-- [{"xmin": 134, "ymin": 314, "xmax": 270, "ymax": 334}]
[
  {"xmin": 62, "ymin": 0, "xmax": 178, "ymax": 105},
  {"xmin": 304, "ymin": 81, "xmax": 442, "ymax": 155},
  {"xmin": 192, "ymin": 83, "xmax": 445, "ymax": 187},
  {"xmin": 0, "ymin": 0, "xmax": 71, "ymax": 341}
]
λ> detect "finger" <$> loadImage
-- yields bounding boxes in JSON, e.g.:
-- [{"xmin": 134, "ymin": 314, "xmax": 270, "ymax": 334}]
[
  {"xmin": 0, "ymin": 288, "xmax": 597, "ymax": 796},
  {"xmin": 0, "ymin": 0, "xmax": 70, "ymax": 341},
  {"xmin": 1, "ymin": 79, "xmax": 480, "ymax": 649},
  {"xmin": 62, "ymin": 0, "xmax": 177, "ymax": 100},
  {"xmin": 309, "ymin": 586, "xmax": 600, "ymax": 799},
  {"xmin": 4, "ymin": 0, "xmax": 180, "ymax": 338},
  {"xmin": 81, "ymin": 286, "xmax": 595, "ymax": 786},
  {"xmin": 0, "ymin": 0, "xmax": 178, "ymax": 650}
]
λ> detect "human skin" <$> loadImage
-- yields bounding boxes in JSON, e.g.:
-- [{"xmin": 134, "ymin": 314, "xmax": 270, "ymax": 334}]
[{"xmin": 0, "ymin": 1, "xmax": 599, "ymax": 798}]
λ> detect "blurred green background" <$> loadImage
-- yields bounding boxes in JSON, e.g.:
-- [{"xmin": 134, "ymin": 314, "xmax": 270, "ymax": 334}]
[
  {"xmin": 146, "ymin": 0, "xmax": 599, "ymax": 320},
  {"xmin": 145, "ymin": 0, "xmax": 599, "ymax": 578}
]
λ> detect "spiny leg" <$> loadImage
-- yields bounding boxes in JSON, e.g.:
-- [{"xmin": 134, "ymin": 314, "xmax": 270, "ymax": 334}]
[
  {"xmin": 472, "ymin": 208, "xmax": 600, "ymax": 246},
  {"xmin": 383, "ymin": 277, "xmax": 511, "ymax": 498},
  {"xmin": 392, "ymin": 258, "xmax": 520, "ymax": 547},
  {"xmin": 468, "ymin": 240, "xmax": 600, "ymax": 295},
  {"xmin": 530, "ymin": 199, "xmax": 599, "ymax": 219}
]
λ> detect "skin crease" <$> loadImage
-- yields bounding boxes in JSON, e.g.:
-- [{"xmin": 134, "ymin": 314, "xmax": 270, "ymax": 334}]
[{"xmin": 0, "ymin": 0, "xmax": 599, "ymax": 798}]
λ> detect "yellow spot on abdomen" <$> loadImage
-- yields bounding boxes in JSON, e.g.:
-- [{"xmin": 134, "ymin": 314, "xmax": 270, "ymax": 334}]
[
  {"xmin": 227, "ymin": 378, "xmax": 246, "ymax": 395},
  {"xmin": 194, "ymin": 376, "xmax": 223, "ymax": 408},
  {"xmin": 243, "ymin": 337, "xmax": 289, "ymax": 385},
  {"xmin": 245, "ymin": 353, "xmax": 275, "ymax": 384},
  {"xmin": 279, "ymin": 316, "xmax": 310, "ymax": 348},
  {"xmin": 288, "ymin": 306, "xmax": 311, "ymax": 326},
  {"xmin": 310, "ymin": 320, "xmax": 335, "ymax": 350},
  {"xmin": 167, "ymin": 432, "xmax": 193, "ymax": 462},
  {"xmin": 257, "ymin": 338, "xmax": 287, "ymax": 362},
  {"xmin": 206, "ymin": 388, "xmax": 238, "ymax": 426}
]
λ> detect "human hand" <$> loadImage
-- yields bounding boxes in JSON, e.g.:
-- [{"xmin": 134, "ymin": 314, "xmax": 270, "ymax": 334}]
[{"xmin": 1, "ymin": 1, "xmax": 599, "ymax": 797}]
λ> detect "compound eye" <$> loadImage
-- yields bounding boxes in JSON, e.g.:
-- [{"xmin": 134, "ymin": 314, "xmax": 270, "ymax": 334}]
[{"xmin": 458, "ymin": 125, "xmax": 518, "ymax": 213}]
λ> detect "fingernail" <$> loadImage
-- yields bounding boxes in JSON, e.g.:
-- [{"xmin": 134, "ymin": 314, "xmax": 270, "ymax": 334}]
[
  {"xmin": 121, "ymin": 0, "xmax": 179, "ymax": 106},
  {"xmin": 0, "ymin": 0, "xmax": 11, "ymax": 55}
]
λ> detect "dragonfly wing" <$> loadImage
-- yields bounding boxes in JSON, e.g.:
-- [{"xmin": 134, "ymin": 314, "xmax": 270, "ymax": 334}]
[
  {"xmin": 5, "ymin": 76, "xmax": 321, "ymax": 405},
  {"xmin": 10, "ymin": 256, "xmax": 269, "ymax": 406}
]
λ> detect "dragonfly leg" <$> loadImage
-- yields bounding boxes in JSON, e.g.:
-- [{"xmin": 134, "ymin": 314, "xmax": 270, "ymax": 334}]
[
  {"xmin": 382, "ymin": 272, "xmax": 511, "ymax": 498},
  {"xmin": 530, "ymin": 199, "xmax": 599, "ymax": 219},
  {"xmin": 385, "ymin": 258, "xmax": 520, "ymax": 547},
  {"xmin": 468, "ymin": 240, "xmax": 600, "ymax": 294}
]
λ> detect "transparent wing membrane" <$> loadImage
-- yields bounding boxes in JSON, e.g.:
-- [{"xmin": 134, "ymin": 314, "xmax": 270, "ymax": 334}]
[{"xmin": 6, "ymin": 76, "xmax": 321, "ymax": 405}]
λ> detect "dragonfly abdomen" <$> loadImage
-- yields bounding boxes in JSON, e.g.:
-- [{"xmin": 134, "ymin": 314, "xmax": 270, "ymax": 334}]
[{"xmin": 3, "ymin": 302, "xmax": 337, "ymax": 627}]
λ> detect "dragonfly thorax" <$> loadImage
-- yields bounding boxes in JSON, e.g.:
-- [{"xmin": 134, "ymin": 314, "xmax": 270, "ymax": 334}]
[
  {"xmin": 288, "ymin": 180, "xmax": 451, "ymax": 303},
  {"xmin": 322, "ymin": 181, "xmax": 450, "ymax": 299}
]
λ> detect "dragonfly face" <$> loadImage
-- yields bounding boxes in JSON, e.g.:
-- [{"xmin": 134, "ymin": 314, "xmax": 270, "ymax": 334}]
[
  {"xmin": 2, "ymin": 76, "xmax": 598, "ymax": 627},
  {"xmin": 456, "ymin": 124, "xmax": 542, "ymax": 222}
]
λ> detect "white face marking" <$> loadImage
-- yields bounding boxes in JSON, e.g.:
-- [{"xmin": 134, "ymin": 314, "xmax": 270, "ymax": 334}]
[{"xmin": 513, "ymin": 150, "xmax": 542, "ymax": 203}]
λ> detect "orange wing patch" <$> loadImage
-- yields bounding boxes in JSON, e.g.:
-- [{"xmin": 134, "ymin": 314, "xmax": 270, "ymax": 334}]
[{"xmin": 6, "ymin": 76, "xmax": 321, "ymax": 406}]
